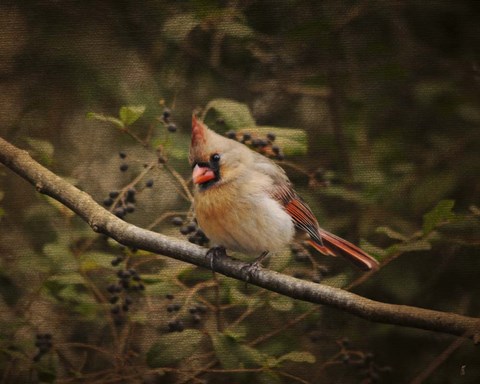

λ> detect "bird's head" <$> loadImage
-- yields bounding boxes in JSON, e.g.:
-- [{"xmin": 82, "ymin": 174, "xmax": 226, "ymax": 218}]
[{"xmin": 189, "ymin": 115, "xmax": 249, "ymax": 190}]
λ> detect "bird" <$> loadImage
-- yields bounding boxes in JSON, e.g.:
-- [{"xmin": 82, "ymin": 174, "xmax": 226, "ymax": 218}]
[{"xmin": 189, "ymin": 114, "xmax": 379, "ymax": 272}]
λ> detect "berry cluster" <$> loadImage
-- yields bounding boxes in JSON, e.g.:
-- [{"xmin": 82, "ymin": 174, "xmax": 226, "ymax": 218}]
[
  {"xmin": 172, "ymin": 217, "xmax": 209, "ymax": 246},
  {"xmin": 102, "ymin": 152, "xmax": 155, "ymax": 219},
  {"xmin": 161, "ymin": 107, "xmax": 178, "ymax": 133},
  {"xmin": 33, "ymin": 333, "xmax": 52, "ymax": 362},
  {"xmin": 225, "ymin": 130, "xmax": 284, "ymax": 160},
  {"xmin": 164, "ymin": 294, "xmax": 208, "ymax": 333},
  {"xmin": 107, "ymin": 268, "xmax": 144, "ymax": 326}
]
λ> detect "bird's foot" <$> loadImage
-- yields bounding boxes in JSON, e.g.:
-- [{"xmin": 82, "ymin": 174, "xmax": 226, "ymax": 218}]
[
  {"xmin": 205, "ymin": 246, "xmax": 227, "ymax": 271},
  {"xmin": 240, "ymin": 251, "xmax": 269, "ymax": 283}
]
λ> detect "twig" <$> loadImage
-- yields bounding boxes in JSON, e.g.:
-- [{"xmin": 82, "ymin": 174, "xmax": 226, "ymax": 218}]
[{"xmin": 1, "ymin": 137, "xmax": 480, "ymax": 340}]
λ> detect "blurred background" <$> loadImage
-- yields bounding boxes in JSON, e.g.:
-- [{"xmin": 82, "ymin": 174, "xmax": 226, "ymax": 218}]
[{"xmin": 1, "ymin": 1, "xmax": 479, "ymax": 383}]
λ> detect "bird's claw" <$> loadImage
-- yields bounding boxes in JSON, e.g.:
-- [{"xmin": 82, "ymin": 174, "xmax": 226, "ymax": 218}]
[
  {"xmin": 205, "ymin": 246, "xmax": 227, "ymax": 271},
  {"xmin": 241, "ymin": 261, "xmax": 263, "ymax": 283}
]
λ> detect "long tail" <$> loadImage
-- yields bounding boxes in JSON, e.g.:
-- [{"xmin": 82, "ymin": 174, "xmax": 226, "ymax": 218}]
[{"xmin": 308, "ymin": 228, "xmax": 379, "ymax": 271}]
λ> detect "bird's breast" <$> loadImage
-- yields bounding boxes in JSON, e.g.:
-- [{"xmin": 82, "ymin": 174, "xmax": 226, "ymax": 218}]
[{"xmin": 194, "ymin": 182, "xmax": 294, "ymax": 255}]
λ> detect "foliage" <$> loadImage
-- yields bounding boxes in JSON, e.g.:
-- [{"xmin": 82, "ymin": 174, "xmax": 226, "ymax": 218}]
[{"xmin": 0, "ymin": 1, "xmax": 479, "ymax": 383}]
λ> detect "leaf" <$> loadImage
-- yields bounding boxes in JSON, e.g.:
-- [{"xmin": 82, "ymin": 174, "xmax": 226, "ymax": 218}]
[
  {"xmin": 423, "ymin": 200, "xmax": 455, "ymax": 235},
  {"xmin": 146, "ymin": 329, "xmax": 204, "ymax": 367},
  {"xmin": 395, "ymin": 239, "xmax": 431, "ymax": 253},
  {"xmin": 119, "ymin": 105, "xmax": 145, "ymax": 126},
  {"xmin": 269, "ymin": 295, "xmax": 294, "ymax": 312},
  {"xmin": 277, "ymin": 351, "xmax": 316, "ymax": 364},
  {"xmin": 163, "ymin": 13, "xmax": 199, "ymax": 42},
  {"xmin": 376, "ymin": 226, "xmax": 408, "ymax": 241},
  {"xmin": 204, "ymin": 98, "xmax": 256, "ymax": 131},
  {"xmin": 239, "ymin": 126, "xmax": 308, "ymax": 157},
  {"xmin": 80, "ymin": 252, "xmax": 116, "ymax": 271},
  {"xmin": 86, "ymin": 112, "xmax": 124, "ymax": 128},
  {"xmin": 211, "ymin": 333, "xmax": 268, "ymax": 369},
  {"xmin": 25, "ymin": 138, "xmax": 54, "ymax": 166},
  {"xmin": 218, "ymin": 20, "xmax": 254, "ymax": 39}
]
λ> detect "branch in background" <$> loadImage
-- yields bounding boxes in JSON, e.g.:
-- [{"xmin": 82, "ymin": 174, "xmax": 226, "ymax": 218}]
[{"xmin": 1, "ymin": 137, "xmax": 479, "ymax": 341}]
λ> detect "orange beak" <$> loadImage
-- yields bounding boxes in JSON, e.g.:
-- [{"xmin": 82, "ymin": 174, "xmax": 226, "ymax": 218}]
[{"xmin": 192, "ymin": 164, "xmax": 216, "ymax": 185}]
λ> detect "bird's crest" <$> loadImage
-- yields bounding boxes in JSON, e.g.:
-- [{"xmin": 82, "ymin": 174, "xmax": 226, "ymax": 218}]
[{"xmin": 191, "ymin": 114, "xmax": 207, "ymax": 147}]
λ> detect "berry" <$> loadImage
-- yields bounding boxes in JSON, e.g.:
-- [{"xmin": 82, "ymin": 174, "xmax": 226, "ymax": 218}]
[
  {"xmin": 114, "ymin": 207, "xmax": 126, "ymax": 218},
  {"xmin": 120, "ymin": 164, "xmax": 129, "ymax": 172},
  {"xmin": 162, "ymin": 108, "xmax": 171, "ymax": 120},
  {"xmin": 186, "ymin": 222, "xmax": 197, "ymax": 232},
  {"xmin": 226, "ymin": 131, "xmax": 237, "ymax": 139},
  {"xmin": 192, "ymin": 314, "xmax": 201, "ymax": 323},
  {"xmin": 109, "ymin": 296, "xmax": 119, "ymax": 304},
  {"xmin": 109, "ymin": 191, "xmax": 119, "ymax": 198},
  {"xmin": 122, "ymin": 304, "xmax": 130, "ymax": 312},
  {"xmin": 125, "ymin": 296, "xmax": 133, "ymax": 305},
  {"xmin": 126, "ymin": 188, "xmax": 136, "ymax": 203},
  {"xmin": 125, "ymin": 203, "xmax": 135, "ymax": 213},
  {"xmin": 119, "ymin": 151, "xmax": 127, "ymax": 159},
  {"xmin": 145, "ymin": 179, "xmax": 154, "ymax": 188},
  {"xmin": 107, "ymin": 284, "xmax": 118, "ymax": 294},
  {"xmin": 173, "ymin": 303, "xmax": 181, "ymax": 311},
  {"xmin": 272, "ymin": 145, "xmax": 280, "ymax": 155},
  {"xmin": 167, "ymin": 304, "xmax": 175, "ymax": 312},
  {"xmin": 242, "ymin": 133, "xmax": 252, "ymax": 142},
  {"xmin": 103, "ymin": 198, "xmax": 113, "ymax": 207},
  {"xmin": 171, "ymin": 217, "xmax": 183, "ymax": 226},
  {"xmin": 111, "ymin": 305, "xmax": 120, "ymax": 315},
  {"xmin": 167, "ymin": 123, "xmax": 177, "ymax": 132},
  {"xmin": 267, "ymin": 132, "xmax": 276, "ymax": 141},
  {"xmin": 166, "ymin": 294, "xmax": 174, "ymax": 300}
]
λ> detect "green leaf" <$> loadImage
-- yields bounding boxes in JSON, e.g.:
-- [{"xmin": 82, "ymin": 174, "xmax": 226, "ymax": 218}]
[
  {"xmin": 119, "ymin": 105, "xmax": 145, "ymax": 126},
  {"xmin": 86, "ymin": 112, "xmax": 124, "ymax": 128},
  {"xmin": 163, "ymin": 13, "xmax": 199, "ymax": 42},
  {"xmin": 239, "ymin": 126, "xmax": 308, "ymax": 157},
  {"xmin": 211, "ymin": 333, "xmax": 268, "ymax": 369},
  {"xmin": 395, "ymin": 239, "xmax": 431, "ymax": 253},
  {"xmin": 146, "ymin": 329, "xmax": 204, "ymax": 367},
  {"xmin": 277, "ymin": 351, "xmax": 316, "ymax": 364},
  {"xmin": 218, "ymin": 20, "xmax": 254, "ymax": 39},
  {"xmin": 269, "ymin": 295, "xmax": 294, "ymax": 312},
  {"xmin": 25, "ymin": 138, "xmax": 54, "ymax": 166},
  {"xmin": 204, "ymin": 98, "xmax": 256, "ymax": 131},
  {"xmin": 376, "ymin": 226, "xmax": 408, "ymax": 241},
  {"xmin": 423, "ymin": 200, "xmax": 455, "ymax": 235},
  {"xmin": 80, "ymin": 251, "xmax": 116, "ymax": 271}
]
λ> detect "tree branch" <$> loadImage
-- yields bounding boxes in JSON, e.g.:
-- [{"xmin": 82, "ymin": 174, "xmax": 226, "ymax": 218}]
[{"xmin": 1, "ymin": 136, "xmax": 479, "ymax": 341}]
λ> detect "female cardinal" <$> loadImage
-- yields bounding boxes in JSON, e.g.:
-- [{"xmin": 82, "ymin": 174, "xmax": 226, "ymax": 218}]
[{"xmin": 189, "ymin": 115, "xmax": 378, "ymax": 271}]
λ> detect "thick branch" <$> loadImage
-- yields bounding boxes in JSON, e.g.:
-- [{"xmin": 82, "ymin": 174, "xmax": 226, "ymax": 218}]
[{"xmin": 1, "ymin": 136, "xmax": 479, "ymax": 340}]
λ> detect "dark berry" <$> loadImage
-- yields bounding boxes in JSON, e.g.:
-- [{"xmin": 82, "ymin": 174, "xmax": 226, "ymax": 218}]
[
  {"xmin": 192, "ymin": 314, "xmax": 201, "ymax": 323},
  {"xmin": 145, "ymin": 179, "xmax": 154, "ymax": 188},
  {"xmin": 175, "ymin": 321, "xmax": 185, "ymax": 332},
  {"xmin": 166, "ymin": 294, "xmax": 174, "ymax": 300},
  {"xmin": 267, "ymin": 132, "xmax": 276, "ymax": 141},
  {"xmin": 126, "ymin": 188, "xmax": 136, "ymax": 200},
  {"xmin": 107, "ymin": 284, "xmax": 118, "ymax": 294},
  {"xmin": 119, "ymin": 151, "xmax": 127, "ymax": 159},
  {"xmin": 173, "ymin": 303, "xmax": 181, "ymax": 311},
  {"xmin": 122, "ymin": 304, "xmax": 130, "ymax": 312},
  {"xmin": 120, "ymin": 164, "xmax": 129, "ymax": 172},
  {"xmin": 276, "ymin": 153, "xmax": 285, "ymax": 160},
  {"xmin": 111, "ymin": 257, "xmax": 122, "ymax": 266},
  {"xmin": 138, "ymin": 283, "xmax": 145, "ymax": 290},
  {"xmin": 111, "ymin": 305, "xmax": 120, "ymax": 315},
  {"xmin": 167, "ymin": 321, "xmax": 176, "ymax": 332},
  {"xmin": 188, "ymin": 235, "xmax": 197, "ymax": 244},
  {"xmin": 226, "ymin": 131, "xmax": 237, "ymax": 139},
  {"xmin": 125, "ymin": 296, "xmax": 133, "ymax": 305},
  {"xmin": 186, "ymin": 222, "xmax": 197, "ymax": 232},
  {"xmin": 167, "ymin": 123, "xmax": 177, "ymax": 132},
  {"xmin": 196, "ymin": 305, "xmax": 207, "ymax": 314},
  {"xmin": 189, "ymin": 307, "xmax": 197, "ymax": 314},
  {"xmin": 171, "ymin": 217, "xmax": 183, "ymax": 226},
  {"xmin": 162, "ymin": 108, "xmax": 171, "ymax": 120},
  {"xmin": 125, "ymin": 203, "xmax": 135, "ymax": 213},
  {"xmin": 103, "ymin": 198, "xmax": 114, "ymax": 207},
  {"xmin": 109, "ymin": 191, "xmax": 120, "ymax": 198},
  {"xmin": 109, "ymin": 296, "xmax": 119, "ymax": 304},
  {"xmin": 167, "ymin": 304, "xmax": 175, "ymax": 312},
  {"xmin": 114, "ymin": 207, "xmax": 126, "ymax": 218},
  {"xmin": 33, "ymin": 353, "xmax": 42, "ymax": 362},
  {"xmin": 272, "ymin": 145, "xmax": 280, "ymax": 155},
  {"xmin": 242, "ymin": 133, "xmax": 252, "ymax": 142}
]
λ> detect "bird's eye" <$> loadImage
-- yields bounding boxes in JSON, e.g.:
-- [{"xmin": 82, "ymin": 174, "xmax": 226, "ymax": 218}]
[{"xmin": 210, "ymin": 153, "xmax": 221, "ymax": 162}]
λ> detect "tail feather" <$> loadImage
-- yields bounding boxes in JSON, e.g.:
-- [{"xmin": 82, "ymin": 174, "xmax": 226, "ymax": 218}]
[{"xmin": 308, "ymin": 229, "xmax": 379, "ymax": 271}]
